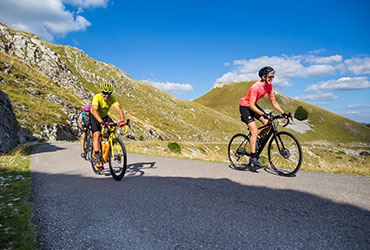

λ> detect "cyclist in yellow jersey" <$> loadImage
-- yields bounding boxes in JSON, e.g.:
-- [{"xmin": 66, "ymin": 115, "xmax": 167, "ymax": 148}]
[{"xmin": 90, "ymin": 82, "xmax": 125, "ymax": 168}]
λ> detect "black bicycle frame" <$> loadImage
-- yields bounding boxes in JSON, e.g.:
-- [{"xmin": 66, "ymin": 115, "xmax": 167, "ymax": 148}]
[{"xmin": 256, "ymin": 121, "xmax": 278, "ymax": 156}]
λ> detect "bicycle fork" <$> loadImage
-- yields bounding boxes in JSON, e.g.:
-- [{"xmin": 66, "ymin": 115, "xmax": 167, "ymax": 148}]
[
  {"xmin": 104, "ymin": 139, "xmax": 122, "ymax": 162},
  {"xmin": 272, "ymin": 133, "xmax": 288, "ymax": 158}
]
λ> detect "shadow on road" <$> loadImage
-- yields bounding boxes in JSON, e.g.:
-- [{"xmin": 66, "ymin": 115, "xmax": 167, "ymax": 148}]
[
  {"xmin": 229, "ymin": 164, "xmax": 284, "ymax": 176},
  {"xmin": 31, "ymin": 143, "xmax": 66, "ymax": 155},
  {"xmin": 98, "ymin": 161, "xmax": 157, "ymax": 177},
  {"xmin": 126, "ymin": 162, "xmax": 156, "ymax": 177},
  {"xmin": 31, "ymin": 169, "xmax": 370, "ymax": 249}
]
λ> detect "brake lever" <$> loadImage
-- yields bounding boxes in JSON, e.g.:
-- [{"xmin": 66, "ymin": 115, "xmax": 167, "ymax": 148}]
[{"xmin": 283, "ymin": 113, "xmax": 291, "ymax": 127}]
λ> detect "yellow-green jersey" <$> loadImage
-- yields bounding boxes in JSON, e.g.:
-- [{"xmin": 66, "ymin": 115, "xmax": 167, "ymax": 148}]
[{"xmin": 91, "ymin": 93, "xmax": 119, "ymax": 118}]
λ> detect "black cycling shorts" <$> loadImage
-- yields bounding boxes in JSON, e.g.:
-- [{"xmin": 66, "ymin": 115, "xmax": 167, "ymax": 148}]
[
  {"xmin": 239, "ymin": 105, "xmax": 265, "ymax": 124},
  {"xmin": 90, "ymin": 114, "xmax": 113, "ymax": 133}
]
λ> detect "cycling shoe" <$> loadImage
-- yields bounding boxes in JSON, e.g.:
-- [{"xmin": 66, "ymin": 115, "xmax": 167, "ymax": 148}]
[{"xmin": 249, "ymin": 157, "xmax": 261, "ymax": 166}]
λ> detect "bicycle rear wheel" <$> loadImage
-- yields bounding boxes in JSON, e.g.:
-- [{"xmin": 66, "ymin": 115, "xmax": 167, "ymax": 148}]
[
  {"xmin": 84, "ymin": 136, "xmax": 91, "ymax": 161},
  {"xmin": 108, "ymin": 138, "xmax": 127, "ymax": 181},
  {"xmin": 228, "ymin": 133, "xmax": 251, "ymax": 170},
  {"xmin": 268, "ymin": 131, "xmax": 302, "ymax": 176}
]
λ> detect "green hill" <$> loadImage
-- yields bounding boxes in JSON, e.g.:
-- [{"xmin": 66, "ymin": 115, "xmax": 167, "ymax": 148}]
[
  {"xmin": 0, "ymin": 22, "xmax": 242, "ymax": 142},
  {"xmin": 194, "ymin": 81, "xmax": 370, "ymax": 143}
]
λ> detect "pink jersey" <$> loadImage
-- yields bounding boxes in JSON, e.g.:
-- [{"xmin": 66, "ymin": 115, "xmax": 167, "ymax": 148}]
[{"xmin": 239, "ymin": 81, "xmax": 275, "ymax": 106}]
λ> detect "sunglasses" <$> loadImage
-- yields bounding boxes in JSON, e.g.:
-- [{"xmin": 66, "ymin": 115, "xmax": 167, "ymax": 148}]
[
  {"xmin": 102, "ymin": 91, "xmax": 111, "ymax": 96},
  {"xmin": 267, "ymin": 75, "xmax": 275, "ymax": 80}
]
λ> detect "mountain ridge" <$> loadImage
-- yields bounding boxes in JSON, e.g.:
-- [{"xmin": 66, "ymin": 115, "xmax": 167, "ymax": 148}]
[
  {"xmin": 0, "ymin": 22, "xmax": 243, "ymax": 143},
  {"xmin": 194, "ymin": 81, "xmax": 370, "ymax": 143}
]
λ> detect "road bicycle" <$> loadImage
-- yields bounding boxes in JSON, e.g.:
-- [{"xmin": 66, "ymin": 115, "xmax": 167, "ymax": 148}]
[
  {"xmin": 90, "ymin": 119, "xmax": 130, "ymax": 181},
  {"xmin": 228, "ymin": 113, "xmax": 303, "ymax": 176},
  {"xmin": 82, "ymin": 126, "xmax": 92, "ymax": 161}
]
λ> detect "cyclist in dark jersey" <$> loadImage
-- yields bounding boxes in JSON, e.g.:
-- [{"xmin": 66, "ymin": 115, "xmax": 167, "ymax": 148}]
[
  {"xmin": 239, "ymin": 66, "xmax": 289, "ymax": 166},
  {"xmin": 78, "ymin": 105, "xmax": 91, "ymax": 158}
]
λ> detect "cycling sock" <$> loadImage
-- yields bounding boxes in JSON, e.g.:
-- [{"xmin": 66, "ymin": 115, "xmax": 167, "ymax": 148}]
[{"xmin": 251, "ymin": 152, "xmax": 257, "ymax": 159}]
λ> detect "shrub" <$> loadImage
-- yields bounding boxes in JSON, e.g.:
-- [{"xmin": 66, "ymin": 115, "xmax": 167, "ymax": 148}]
[
  {"xmin": 294, "ymin": 106, "xmax": 309, "ymax": 121},
  {"xmin": 360, "ymin": 151, "xmax": 370, "ymax": 157},
  {"xmin": 168, "ymin": 142, "xmax": 181, "ymax": 154}
]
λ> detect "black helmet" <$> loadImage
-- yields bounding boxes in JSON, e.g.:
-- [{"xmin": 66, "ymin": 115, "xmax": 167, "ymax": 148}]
[{"xmin": 258, "ymin": 66, "xmax": 275, "ymax": 78}]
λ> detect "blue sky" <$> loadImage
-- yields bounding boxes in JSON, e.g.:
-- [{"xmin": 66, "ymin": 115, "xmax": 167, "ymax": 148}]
[{"xmin": 1, "ymin": 0, "xmax": 370, "ymax": 123}]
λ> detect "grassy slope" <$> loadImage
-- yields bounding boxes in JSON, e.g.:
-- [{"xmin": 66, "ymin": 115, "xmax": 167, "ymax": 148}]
[
  {"xmin": 47, "ymin": 44, "xmax": 245, "ymax": 142},
  {"xmin": 194, "ymin": 81, "xmax": 370, "ymax": 143},
  {"xmin": 0, "ymin": 51, "xmax": 83, "ymax": 134}
]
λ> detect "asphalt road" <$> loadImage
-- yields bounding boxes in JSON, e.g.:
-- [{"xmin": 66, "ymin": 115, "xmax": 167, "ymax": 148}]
[{"xmin": 31, "ymin": 143, "xmax": 370, "ymax": 249}]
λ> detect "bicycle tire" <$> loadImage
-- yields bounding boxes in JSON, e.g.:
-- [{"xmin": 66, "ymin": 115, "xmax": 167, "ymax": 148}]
[
  {"xmin": 228, "ymin": 133, "xmax": 251, "ymax": 170},
  {"xmin": 90, "ymin": 143, "xmax": 101, "ymax": 174},
  {"xmin": 267, "ymin": 131, "xmax": 302, "ymax": 176},
  {"xmin": 84, "ymin": 136, "xmax": 91, "ymax": 161},
  {"xmin": 108, "ymin": 137, "xmax": 127, "ymax": 181}
]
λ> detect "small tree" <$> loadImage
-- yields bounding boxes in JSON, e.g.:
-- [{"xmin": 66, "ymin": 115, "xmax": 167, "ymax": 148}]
[
  {"xmin": 294, "ymin": 106, "xmax": 309, "ymax": 121},
  {"xmin": 168, "ymin": 142, "xmax": 181, "ymax": 154}
]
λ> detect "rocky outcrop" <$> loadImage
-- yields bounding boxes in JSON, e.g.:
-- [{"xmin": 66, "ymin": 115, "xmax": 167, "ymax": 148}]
[
  {"xmin": 0, "ymin": 89, "xmax": 19, "ymax": 153},
  {"xmin": 0, "ymin": 24, "xmax": 91, "ymax": 100}
]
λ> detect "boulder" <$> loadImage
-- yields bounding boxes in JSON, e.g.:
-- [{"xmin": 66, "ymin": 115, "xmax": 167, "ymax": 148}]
[{"xmin": 0, "ymin": 89, "xmax": 19, "ymax": 153}]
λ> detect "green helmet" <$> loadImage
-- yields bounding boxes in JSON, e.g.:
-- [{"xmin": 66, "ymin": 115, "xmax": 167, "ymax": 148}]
[{"xmin": 100, "ymin": 82, "xmax": 114, "ymax": 94}]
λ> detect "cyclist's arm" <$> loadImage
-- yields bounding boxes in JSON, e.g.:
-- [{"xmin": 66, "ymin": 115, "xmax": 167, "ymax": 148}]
[
  {"xmin": 270, "ymin": 98, "xmax": 284, "ymax": 114},
  {"xmin": 114, "ymin": 104, "xmax": 125, "ymax": 121},
  {"xmin": 78, "ymin": 117, "xmax": 83, "ymax": 129},
  {"xmin": 249, "ymin": 100, "xmax": 264, "ymax": 116},
  {"xmin": 92, "ymin": 104, "xmax": 103, "ymax": 123}
]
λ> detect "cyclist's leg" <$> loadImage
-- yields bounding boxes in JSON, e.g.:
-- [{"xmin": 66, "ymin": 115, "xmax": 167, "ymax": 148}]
[
  {"xmin": 240, "ymin": 105, "xmax": 260, "ymax": 166},
  {"xmin": 93, "ymin": 131, "xmax": 101, "ymax": 154},
  {"xmin": 240, "ymin": 106, "xmax": 258, "ymax": 152},
  {"xmin": 80, "ymin": 131, "xmax": 86, "ymax": 157},
  {"xmin": 90, "ymin": 113, "xmax": 102, "ymax": 165},
  {"xmin": 247, "ymin": 122, "xmax": 258, "ymax": 154}
]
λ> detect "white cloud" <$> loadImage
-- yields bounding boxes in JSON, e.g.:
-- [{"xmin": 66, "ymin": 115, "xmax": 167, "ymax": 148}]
[
  {"xmin": 300, "ymin": 64, "xmax": 336, "ymax": 77},
  {"xmin": 215, "ymin": 55, "xmax": 337, "ymax": 88},
  {"xmin": 62, "ymin": 0, "xmax": 109, "ymax": 8},
  {"xmin": 308, "ymin": 48, "xmax": 327, "ymax": 54},
  {"xmin": 295, "ymin": 92, "xmax": 338, "ymax": 101},
  {"xmin": 142, "ymin": 80, "xmax": 194, "ymax": 94},
  {"xmin": 0, "ymin": 0, "xmax": 108, "ymax": 40},
  {"xmin": 306, "ymin": 77, "xmax": 370, "ymax": 92},
  {"xmin": 345, "ymin": 111, "xmax": 360, "ymax": 115},
  {"xmin": 304, "ymin": 55, "xmax": 343, "ymax": 64},
  {"xmin": 344, "ymin": 56, "xmax": 370, "ymax": 75},
  {"xmin": 347, "ymin": 104, "xmax": 370, "ymax": 109}
]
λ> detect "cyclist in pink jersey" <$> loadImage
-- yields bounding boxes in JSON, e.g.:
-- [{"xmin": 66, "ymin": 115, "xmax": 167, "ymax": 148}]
[{"xmin": 239, "ymin": 66, "xmax": 289, "ymax": 166}]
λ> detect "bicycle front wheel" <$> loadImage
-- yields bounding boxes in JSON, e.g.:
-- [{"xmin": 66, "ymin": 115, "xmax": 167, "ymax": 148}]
[
  {"xmin": 228, "ymin": 133, "xmax": 251, "ymax": 170},
  {"xmin": 268, "ymin": 131, "xmax": 302, "ymax": 176},
  {"xmin": 85, "ymin": 136, "xmax": 91, "ymax": 161},
  {"xmin": 108, "ymin": 138, "xmax": 127, "ymax": 181}
]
